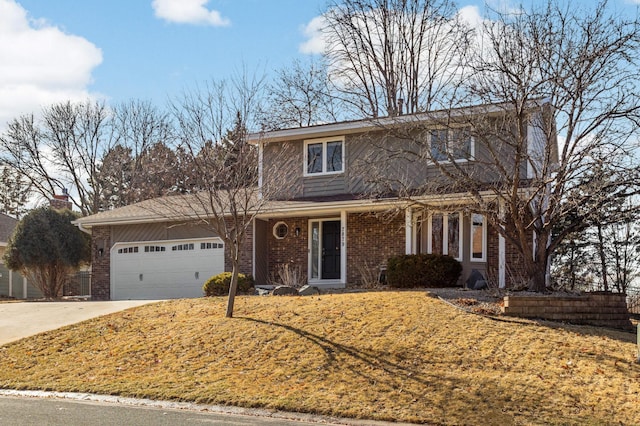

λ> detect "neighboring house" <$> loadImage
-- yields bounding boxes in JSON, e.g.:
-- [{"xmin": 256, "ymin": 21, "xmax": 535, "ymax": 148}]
[
  {"xmin": 0, "ymin": 213, "xmax": 43, "ymax": 299},
  {"xmin": 76, "ymin": 102, "xmax": 555, "ymax": 300}
]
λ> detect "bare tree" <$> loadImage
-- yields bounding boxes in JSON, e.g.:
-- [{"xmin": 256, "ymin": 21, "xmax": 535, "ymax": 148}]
[
  {"xmin": 259, "ymin": 58, "xmax": 340, "ymax": 130},
  {"xmin": 322, "ymin": 0, "xmax": 470, "ymax": 117},
  {"xmin": 168, "ymin": 73, "xmax": 278, "ymax": 318},
  {"xmin": 108, "ymin": 100, "xmax": 175, "ymax": 203},
  {"xmin": 361, "ymin": 1, "xmax": 640, "ymax": 291},
  {"xmin": 0, "ymin": 99, "xmax": 175, "ymax": 215},
  {"xmin": 0, "ymin": 100, "xmax": 110, "ymax": 215}
]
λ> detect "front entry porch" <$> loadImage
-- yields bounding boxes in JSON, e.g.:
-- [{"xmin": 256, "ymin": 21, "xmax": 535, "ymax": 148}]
[{"xmin": 254, "ymin": 213, "xmax": 348, "ymax": 289}]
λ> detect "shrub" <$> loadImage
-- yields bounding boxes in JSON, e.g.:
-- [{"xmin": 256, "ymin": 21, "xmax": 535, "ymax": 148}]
[
  {"xmin": 270, "ymin": 263, "xmax": 306, "ymax": 288},
  {"xmin": 386, "ymin": 254, "xmax": 462, "ymax": 288},
  {"xmin": 203, "ymin": 272, "xmax": 255, "ymax": 296}
]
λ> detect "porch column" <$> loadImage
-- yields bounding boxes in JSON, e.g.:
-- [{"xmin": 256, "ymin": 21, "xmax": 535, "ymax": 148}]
[
  {"xmin": 340, "ymin": 210, "xmax": 347, "ymax": 285},
  {"xmin": 498, "ymin": 200, "xmax": 506, "ymax": 289},
  {"xmin": 251, "ymin": 218, "xmax": 256, "ymax": 279},
  {"xmin": 405, "ymin": 208, "xmax": 413, "ymax": 255}
]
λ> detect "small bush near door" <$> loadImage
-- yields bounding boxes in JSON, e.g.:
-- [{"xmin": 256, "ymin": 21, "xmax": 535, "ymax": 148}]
[
  {"xmin": 386, "ymin": 254, "xmax": 462, "ymax": 288},
  {"xmin": 203, "ymin": 272, "xmax": 255, "ymax": 296}
]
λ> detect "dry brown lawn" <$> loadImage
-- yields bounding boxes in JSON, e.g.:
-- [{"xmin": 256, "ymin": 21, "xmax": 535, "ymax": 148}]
[{"xmin": 0, "ymin": 291, "xmax": 638, "ymax": 425}]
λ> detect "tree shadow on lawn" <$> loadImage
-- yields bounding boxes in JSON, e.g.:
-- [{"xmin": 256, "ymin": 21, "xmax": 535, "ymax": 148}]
[{"xmin": 238, "ymin": 316, "xmax": 546, "ymax": 424}]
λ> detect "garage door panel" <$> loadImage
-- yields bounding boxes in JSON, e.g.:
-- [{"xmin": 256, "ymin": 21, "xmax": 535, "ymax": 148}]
[{"xmin": 111, "ymin": 238, "xmax": 225, "ymax": 300}]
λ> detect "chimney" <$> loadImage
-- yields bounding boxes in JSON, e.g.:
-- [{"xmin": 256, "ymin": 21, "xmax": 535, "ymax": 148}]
[{"xmin": 50, "ymin": 188, "xmax": 73, "ymax": 211}]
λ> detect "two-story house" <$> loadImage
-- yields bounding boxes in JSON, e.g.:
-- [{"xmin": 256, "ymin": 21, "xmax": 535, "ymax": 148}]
[{"xmin": 76, "ymin": 102, "xmax": 554, "ymax": 300}]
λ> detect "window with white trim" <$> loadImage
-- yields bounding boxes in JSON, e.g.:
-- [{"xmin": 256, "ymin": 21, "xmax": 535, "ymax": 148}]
[
  {"xmin": 470, "ymin": 213, "xmax": 487, "ymax": 261},
  {"xmin": 430, "ymin": 127, "xmax": 473, "ymax": 162},
  {"xmin": 171, "ymin": 243, "xmax": 194, "ymax": 251},
  {"xmin": 201, "ymin": 242, "xmax": 223, "ymax": 249},
  {"xmin": 273, "ymin": 222, "xmax": 288, "ymax": 239},
  {"xmin": 304, "ymin": 137, "xmax": 344, "ymax": 175},
  {"xmin": 428, "ymin": 212, "xmax": 462, "ymax": 261},
  {"xmin": 117, "ymin": 246, "xmax": 139, "ymax": 254}
]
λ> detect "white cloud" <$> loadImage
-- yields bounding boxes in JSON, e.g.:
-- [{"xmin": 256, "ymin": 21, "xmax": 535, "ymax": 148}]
[
  {"xmin": 299, "ymin": 15, "xmax": 326, "ymax": 54},
  {"xmin": 152, "ymin": 0, "xmax": 230, "ymax": 26},
  {"xmin": 0, "ymin": 0, "xmax": 102, "ymax": 128},
  {"xmin": 457, "ymin": 5, "xmax": 483, "ymax": 31}
]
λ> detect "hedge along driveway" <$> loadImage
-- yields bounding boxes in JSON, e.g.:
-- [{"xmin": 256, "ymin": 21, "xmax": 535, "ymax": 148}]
[{"xmin": 0, "ymin": 300, "xmax": 158, "ymax": 345}]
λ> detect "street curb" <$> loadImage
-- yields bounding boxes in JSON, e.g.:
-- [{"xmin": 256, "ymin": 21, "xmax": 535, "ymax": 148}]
[{"xmin": 0, "ymin": 389, "xmax": 421, "ymax": 426}]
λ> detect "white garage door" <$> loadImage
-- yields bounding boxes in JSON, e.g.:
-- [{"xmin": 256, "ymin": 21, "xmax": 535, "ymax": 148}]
[{"xmin": 111, "ymin": 238, "xmax": 225, "ymax": 300}]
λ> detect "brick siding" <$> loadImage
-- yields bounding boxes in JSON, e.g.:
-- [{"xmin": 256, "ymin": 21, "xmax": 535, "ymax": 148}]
[
  {"xmin": 502, "ymin": 292, "xmax": 633, "ymax": 330},
  {"xmin": 486, "ymin": 223, "xmax": 528, "ymax": 288},
  {"xmin": 90, "ymin": 226, "xmax": 111, "ymax": 300},
  {"xmin": 346, "ymin": 212, "xmax": 405, "ymax": 286},
  {"xmin": 223, "ymin": 217, "xmax": 254, "ymax": 277},
  {"xmin": 267, "ymin": 217, "xmax": 309, "ymax": 284}
]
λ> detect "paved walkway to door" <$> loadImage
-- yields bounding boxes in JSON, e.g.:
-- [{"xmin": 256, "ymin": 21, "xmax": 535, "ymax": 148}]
[{"xmin": 0, "ymin": 300, "xmax": 159, "ymax": 346}]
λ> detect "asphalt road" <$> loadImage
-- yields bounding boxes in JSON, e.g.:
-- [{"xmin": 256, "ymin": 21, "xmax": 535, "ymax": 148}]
[{"xmin": 0, "ymin": 396, "xmax": 328, "ymax": 426}]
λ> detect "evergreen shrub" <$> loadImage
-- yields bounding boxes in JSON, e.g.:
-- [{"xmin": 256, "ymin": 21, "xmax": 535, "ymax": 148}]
[
  {"xmin": 386, "ymin": 254, "xmax": 462, "ymax": 288},
  {"xmin": 203, "ymin": 272, "xmax": 255, "ymax": 296}
]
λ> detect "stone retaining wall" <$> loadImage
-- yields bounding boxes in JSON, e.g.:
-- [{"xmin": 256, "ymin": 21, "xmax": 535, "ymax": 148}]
[{"xmin": 502, "ymin": 292, "xmax": 633, "ymax": 330}]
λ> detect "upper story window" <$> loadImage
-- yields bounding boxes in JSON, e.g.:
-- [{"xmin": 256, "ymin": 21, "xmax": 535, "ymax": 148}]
[
  {"xmin": 430, "ymin": 127, "xmax": 473, "ymax": 162},
  {"xmin": 304, "ymin": 137, "xmax": 344, "ymax": 176}
]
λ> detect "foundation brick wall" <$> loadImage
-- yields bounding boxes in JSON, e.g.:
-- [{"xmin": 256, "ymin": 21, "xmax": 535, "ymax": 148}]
[
  {"xmin": 347, "ymin": 212, "xmax": 405, "ymax": 286},
  {"xmin": 90, "ymin": 225, "xmax": 111, "ymax": 301},
  {"xmin": 502, "ymin": 292, "xmax": 633, "ymax": 330}
]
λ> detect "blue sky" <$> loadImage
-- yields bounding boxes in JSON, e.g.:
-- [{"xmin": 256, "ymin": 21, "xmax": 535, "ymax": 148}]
[
  {"xmin": 0, "ymin": 0, "xmax": 325, "ymax": 127},
  {"xmin": 1, "ymin": 0, "xmax": 638, "ymax": 129}
]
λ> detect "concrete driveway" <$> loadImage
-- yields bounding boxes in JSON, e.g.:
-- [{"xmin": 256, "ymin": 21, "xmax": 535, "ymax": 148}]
[{"xmin": 0, "ymin": 300, "xmax": 159, "ymax": 346}]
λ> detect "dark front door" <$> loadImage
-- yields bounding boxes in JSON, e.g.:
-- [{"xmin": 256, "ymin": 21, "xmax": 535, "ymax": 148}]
[{"xmin": 321, "ymin": 220, "xmax": 341, "ymax": 279}]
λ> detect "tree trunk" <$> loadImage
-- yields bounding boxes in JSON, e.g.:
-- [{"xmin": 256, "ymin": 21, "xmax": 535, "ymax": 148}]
[
  {"xmin": 527, "ymin": 230, "xmax": 549, "ymax": 292},
  {"xmin": 225, "ymin": 258, "xmax": 240, "ymax": 318}
]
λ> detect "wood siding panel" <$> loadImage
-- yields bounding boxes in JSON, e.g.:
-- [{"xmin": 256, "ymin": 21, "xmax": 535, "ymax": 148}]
[
  {"xmin": 166, "ymin": 223, "xmax": 217, "ymax": 240},
  {"xmin": 112, "ymin": 223, "xmax": 167, "ymax": 243},
  {"xmin": 263, "ymin": 140, "xmax": 304, "ymax": 199},
  {"xmin": 302, "ymin": 175, "xmax": 346, "ymax": 198},
  {"xmin": 261, "ymin": 120, "xmax": 532, "ymax": 200},
  {"xmin": 112, "ymin": 222, "xmax": 217, "ymax": 243}
]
